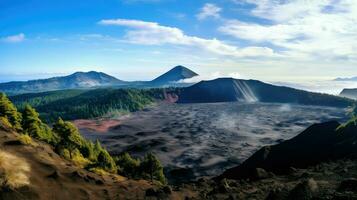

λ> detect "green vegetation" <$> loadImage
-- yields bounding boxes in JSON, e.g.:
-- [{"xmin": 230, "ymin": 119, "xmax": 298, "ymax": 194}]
[
  {"xmin": 22, "ymin": 104, "xmax": 58, "ymax": 144},
  {"xmin": 10, "ymin": 88, "xmax": 176, "ymax": 122},
  {"xmin": 0, "ymin": 92, "xmax": 167, "ymax": 184},
  {"xmin": 115, "ymin": 152, "xmax": 141, "ymax": 178},
  {"xmin": 114, "ymin": 152, "xmax": 166, "ymax": 184},
  {"xmin": 0, "ymin": 93, "xmax": 22, "ymax": 131},
  {"xmin": 18, "ymin": 134, "xmax": 34, "ymax": 146},
  {"xmin": 10, "ymin": 89, "xmax": 87, "ymax": 109},
  {"xmin": 141, "ymin": 152, "xmax": 166, "ymax": 184}
]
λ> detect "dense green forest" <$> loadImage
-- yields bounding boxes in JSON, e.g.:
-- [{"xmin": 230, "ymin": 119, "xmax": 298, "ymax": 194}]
[{"xmin": 10, "ymin": 88, "xmax": 178, "ymax": 122}]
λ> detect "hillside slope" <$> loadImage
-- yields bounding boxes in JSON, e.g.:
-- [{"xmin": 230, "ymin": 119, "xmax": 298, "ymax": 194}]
[
  {"xmin": 219, "ymin": 117, "xmax": 357, "ymax": 180},
  {"xmin": 10, "ymin": 88, "xmax": 170, "ymax": 122},
  {"xmin": 178, "ymin": 78, "xmax": 354, "ymax": 108},
  {"xmin": 0, "ymin": 123, "xmax": 196, "ymax": 200},
  {"xmin": 0, "ymin": 71, "xmax": 125, "ymax": 94}
]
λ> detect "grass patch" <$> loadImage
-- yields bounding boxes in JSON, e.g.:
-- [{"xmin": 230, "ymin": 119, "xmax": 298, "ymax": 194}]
[{"xmin": 0, "ymin": 150, "xmax": 31, "ymax": 189}]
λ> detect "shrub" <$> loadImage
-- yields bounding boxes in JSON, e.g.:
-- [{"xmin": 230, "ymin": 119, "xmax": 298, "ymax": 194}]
[
  {"xmin": 0, "ymin": 116, "xmax": 12, "ymax": 129},
  {"xmin": 115, "ymin": 152, "xmax": 140, "ymax": 178},
  {"xmin": 97, "ymin": 150, "xmax": 117, "ymax": 173},
  {"xmin": 0, "ymin": 150, "xmax": 30, "ymax": 189},
  {"xmin": 89, "ymin": 167, "xmax": 108, "ymax": 176},
  {"xmin": 18, "ymin": 134, "xmax": 33, "ymax": 146},
  {"xmin": 70, "ymin": 148, "xmax": 91, "ymax": 168},
  {"xmin": 59, "ymin": 148, "xmax": 71, "ymax": 160}
]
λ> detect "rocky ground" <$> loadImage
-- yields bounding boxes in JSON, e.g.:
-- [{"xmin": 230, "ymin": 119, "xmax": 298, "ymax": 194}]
[
  {"xmin": 78, "ymin": 102, "xmax": 347, "ymax": 183},
  {"xmin": 176, "ymin": 159, "xmax": 357, "ymax": 199}
]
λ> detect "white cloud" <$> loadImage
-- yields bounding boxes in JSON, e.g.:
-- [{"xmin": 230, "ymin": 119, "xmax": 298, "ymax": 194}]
[
  {"xmin": 196, "ymin": 3, "xmax": 222, "ymax": 20},
  {"xmin": 221, "ymin": 0, "xmax": 357, "ymax": 61},
  {"xmin": 98, "ymin": 18, "xmax": 276, "ymax": 58},
  {"xmin": 1, "ymin": 33, "xmax": 25, "ymax": 43}
]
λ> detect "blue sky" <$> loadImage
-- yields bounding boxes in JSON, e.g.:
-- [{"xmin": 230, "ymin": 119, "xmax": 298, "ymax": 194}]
[{"xmin": 1, "ymin": 0, "xmax": 357, "ymax": 88}]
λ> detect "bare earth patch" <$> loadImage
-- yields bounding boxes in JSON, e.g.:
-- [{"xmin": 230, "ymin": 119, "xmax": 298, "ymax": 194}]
[{"xmin": 73, "ymin": 119, "xmax": 121, "ymax": 133}]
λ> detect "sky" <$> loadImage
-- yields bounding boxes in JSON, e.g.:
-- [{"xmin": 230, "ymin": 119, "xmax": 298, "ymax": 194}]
[{"xmin": 1, "ymin": 0, "xmax": 357, "ymax": 93}]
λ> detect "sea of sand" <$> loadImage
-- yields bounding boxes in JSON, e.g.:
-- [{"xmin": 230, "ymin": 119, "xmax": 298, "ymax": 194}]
[{"xmin": 76, "ymin": 102, "xmax": 348, "ymax": 183}]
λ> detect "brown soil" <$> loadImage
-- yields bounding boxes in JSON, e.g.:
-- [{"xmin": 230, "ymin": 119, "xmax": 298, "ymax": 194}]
[
  {"xmin": 73, "ymin": 119, "xmax": 121, "ymax": 133},
  {"xmin": 0, "ymin": 124, "xmax": 197, "ymax": 200}
]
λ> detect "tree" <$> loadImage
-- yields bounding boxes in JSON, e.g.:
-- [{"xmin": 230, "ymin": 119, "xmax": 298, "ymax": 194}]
[
  {"xmin": 141, "ymin": 152, "xmax": 166, "ymax": 184},
  {"xmin": 115, "ymin": 152, "xmax": 140, "ymax": 178},
  {"xmin": 81, "ymin": 140, "xmax": 96, "ymax": 161},
  {"xmin": 97, "ymin": 150, "xmax": 117, "ymax": 173},
  {"xmin": 0, "ymin": 93, "xmax": 22, "ymax": 131},
  {"xmin": 22, "ymin": 104, "xmax": 57, "ymax": 143},
  {"xmin": 52, "ymin": 118, "xmax": 83, "ymax": 156}
]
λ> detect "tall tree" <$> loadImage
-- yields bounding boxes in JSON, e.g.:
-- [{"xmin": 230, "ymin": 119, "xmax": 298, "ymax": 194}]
[
  {"xmin": 0, "ymin": 93, "xmax": 22, "ymax": 131},
  {"xmin": 52, "ymin": 118, "xmax": 83, "ymax": 155},
  {"xmin": 141, "ymin": 152, "xmax": 166, "ymax": 184},
  {"xmin": 22, "ymin": 104, "xmax": 57, "ymax": 143}
]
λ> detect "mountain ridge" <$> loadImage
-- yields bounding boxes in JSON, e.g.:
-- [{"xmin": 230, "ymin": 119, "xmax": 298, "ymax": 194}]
[
  {"xmin": 334, "ymin": 76, "xmax": 357, "ymax": 81},
  {"xmin": 0, "ymin": 66, "xmax": 199, "ymax": 94},
  {"xmin": 339, "ymin": 88, "xmax": 357, "ymax": 99},
  {"xmin": 0, "ymin": 71, "xmax": 125, "ymax": 94},
  {"xmin": 178, "ymin": 78, "xmax": 354, "ymax": 107}
]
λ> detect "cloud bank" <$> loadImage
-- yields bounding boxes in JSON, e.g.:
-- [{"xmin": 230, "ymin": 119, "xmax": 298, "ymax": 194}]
[{"xmin": 99, "ymin": 18, "xmax": 276, "ymax": 58}]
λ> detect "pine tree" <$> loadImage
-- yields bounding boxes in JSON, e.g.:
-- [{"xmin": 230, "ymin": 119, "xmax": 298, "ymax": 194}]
[
  {"xmin": 52, "ymin": 118, "xmax": 83, "ymax": 155},
  {"xmin": 0, "ymin": 93, "xmax": 22, "ymax": 131},
  {"xmin": 22, "ymin": 104, "xmax": 57, "ymax": 143},
  {"xmin": 141, "ymin": 152, "xmax": 166, "ymax": 184},
  {"xmin": 97, "ymin": 149, "xmax": 117, "ymax": 173}
]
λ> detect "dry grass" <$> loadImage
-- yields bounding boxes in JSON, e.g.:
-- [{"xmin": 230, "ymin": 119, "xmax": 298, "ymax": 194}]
[{"xmin": 0, "ymin": 150, "xmax": 31, "ymax": 189}]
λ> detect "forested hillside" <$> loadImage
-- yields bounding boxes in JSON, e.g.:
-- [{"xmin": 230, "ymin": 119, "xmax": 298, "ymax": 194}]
[{"xmin": 10, "ymin": 88, "xmax": 177, "ymax": 122}]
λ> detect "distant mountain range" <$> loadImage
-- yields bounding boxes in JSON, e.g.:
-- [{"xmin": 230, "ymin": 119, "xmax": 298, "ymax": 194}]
[
  {"xmin": 334, "ymin": 76, "xmax": 357, "ymax": 81},
  {"xmin": 340, "ymin": 88, "xmax": 357, "ymax": 99},
  {"xmin": 178, "ymin": 78, "xmax": 353, "ymax": 107},
  {"xmin": 0, "ymin": 66, "xmax": 198, "ymax": 95}
]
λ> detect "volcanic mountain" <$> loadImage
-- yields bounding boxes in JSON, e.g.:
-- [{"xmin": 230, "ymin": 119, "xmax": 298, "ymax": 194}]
[
  {"xmin": 340, "ymin": 88, "xmax": 357, "ymax": 99},
  {"xmin": 178, "ymin": 78, "xmax": 353, "ymax": 108},
  {"xmin": 150, "ymin": 65, "xmax": 198, "ymax": 86},
  {"xmin": 0, "ymin": 71, "xmax": 126, "ymax": 94}
]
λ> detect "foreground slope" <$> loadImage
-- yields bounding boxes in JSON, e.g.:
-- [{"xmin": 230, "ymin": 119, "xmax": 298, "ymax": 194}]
[
  {"xmin": 0, "ymin": 71, "xmax": 125, "ymax": 94},
  {"xmin": 178, "ymin": 78, "xmax": 353, "ymax": 108},
  {"xmin": 0, "ymin": 123, "xmax": 197, "ymax": 200}
]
